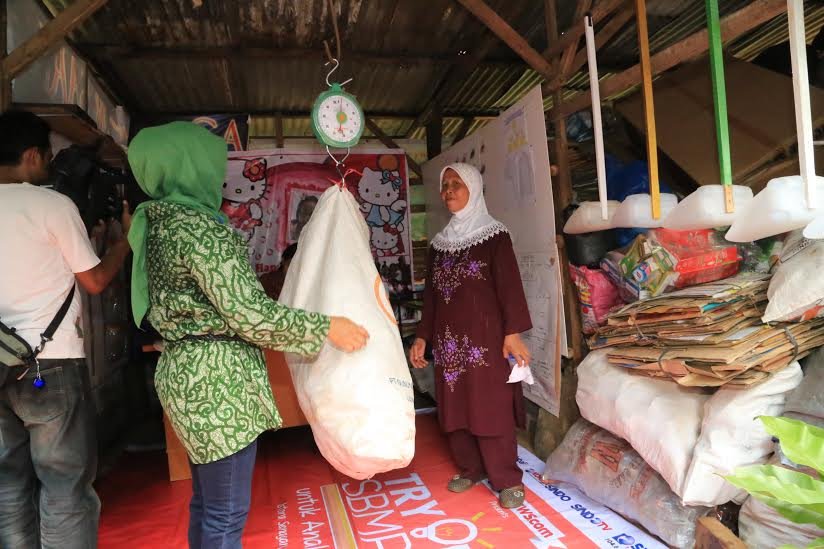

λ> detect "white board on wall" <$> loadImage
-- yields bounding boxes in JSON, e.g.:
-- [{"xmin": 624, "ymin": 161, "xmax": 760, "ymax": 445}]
[{"xmin": 422, "ymin": 85, "xmax": 567, "ymax": 416}]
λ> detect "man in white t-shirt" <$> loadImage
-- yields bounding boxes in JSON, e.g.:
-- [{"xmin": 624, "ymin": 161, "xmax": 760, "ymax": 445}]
[{"xmin": 0, "ymin": 111, "xmax": 132, "ymax": 549}]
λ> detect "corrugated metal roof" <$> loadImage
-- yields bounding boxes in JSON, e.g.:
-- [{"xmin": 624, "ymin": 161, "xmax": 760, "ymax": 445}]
[{"xmin": 28, "ymin": 0, "xmax": 824, "ymax": 144}]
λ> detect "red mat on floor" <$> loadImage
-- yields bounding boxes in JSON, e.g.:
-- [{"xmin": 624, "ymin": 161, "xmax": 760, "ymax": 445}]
[{"xmin": 98, "ymin": 413, "xmax": 663, "ymax": 548}]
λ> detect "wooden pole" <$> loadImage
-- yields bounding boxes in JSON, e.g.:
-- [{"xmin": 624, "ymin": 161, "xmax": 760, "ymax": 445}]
[
  {"xmin": 546, "ymin": 0, "xmax": 582, "ymax": 362},
  {"xmin": 453, "ymin": 117, "xmax": 474, "ymax": 143},
  {"xmin": 426, "ymin": 112, "xmax": 443, "ymax": 159},
  {"xmin": 636, "ymin": 0, "xmax": 660, "ymax": 219},
  {"xmin": 549, "ymin": 0, "xmax": 787, "ymax": 121},
  {"xmin": 364, "ymin": 117, "xmax": 423, "ymax": 178},
  {"xmin": 547, "ymin": 0, "xmax": 573, "ymax": 216},
  {"xmin": 455, "ymin": 0, "xmax": 554, "ymax": 79},
  {"xmin": 3, "ymin": 0, "xmax": 109, "ymax": 80}
]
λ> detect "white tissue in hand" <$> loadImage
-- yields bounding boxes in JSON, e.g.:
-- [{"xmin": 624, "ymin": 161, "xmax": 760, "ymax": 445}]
[{"xmin": 507, "ymin": 365, "xmax": 534, "ymax": 385}]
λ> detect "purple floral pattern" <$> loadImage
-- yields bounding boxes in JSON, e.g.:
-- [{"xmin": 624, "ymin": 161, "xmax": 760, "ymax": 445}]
[
  {"xmin": 433, "ymin": 326, "xmax": 488, "ymax": 392},
  {"xmin": 433, "ymin": 251, "xmax": 487, "ymax": 304}
]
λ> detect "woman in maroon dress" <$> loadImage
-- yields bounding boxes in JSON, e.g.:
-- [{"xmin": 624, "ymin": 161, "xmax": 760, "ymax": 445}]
[{"xmin": 409, "ymin": 162, "xmax": 532, "ymax": 509}]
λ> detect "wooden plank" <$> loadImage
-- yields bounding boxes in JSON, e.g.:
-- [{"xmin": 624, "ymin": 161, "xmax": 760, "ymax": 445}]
[
  {"xmin": 549, "ymin": 0, "xmax": 787, "ymax": 121},
  {"xmin": 275, "ymin": 112, "xmax": 284, "ymax": 148},
  {"xmin": 544, "ymin": 7, "xmax": 633, "ymax": 93},
  {"xmin": 635, "ymin": 0, "xmax": 661, "ymax": 219},
  {"xmin": 364, "ymin": 117, "xmax": 423, "ymax": 178},
  {"xmin": 3, "ymin": 0, "xmax": 109, "ymax": 80},
  {"xmin": 456, "ymin": 0, "xmax": 553, "ymax": 79},
  {"xmin": 695, "ymin": 517, "xmax": 746, "ymax": 549},
  {"xmin": 542, "ymin": 0, "xmax": 625, "ymax": 61}
]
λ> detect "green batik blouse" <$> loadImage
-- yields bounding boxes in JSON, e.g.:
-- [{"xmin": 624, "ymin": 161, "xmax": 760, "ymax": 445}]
[{"xmin": 144, "ymin": 202, "xmax": 330, "ymax": 464}]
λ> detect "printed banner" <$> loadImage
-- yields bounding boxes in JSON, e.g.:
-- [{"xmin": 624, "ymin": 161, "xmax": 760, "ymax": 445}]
[
  {"xmin": 97, "ymin": 414, "xmax": 664, "ymax": 549},
  {"xmin": 187, "ymin": 114, "xmax": 250, "ymax": 151},
  {"xmin": 272, "ymin": 414, "xmax": 665, "ymax": 549},
  {"xmin": 222, "ymin": 150, "xmax": 414, "ymax": 300}
]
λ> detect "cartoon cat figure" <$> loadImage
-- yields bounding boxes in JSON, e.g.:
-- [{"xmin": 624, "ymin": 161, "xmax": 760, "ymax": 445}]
[
  {"xmin": 370, "ymin": 224, "xmax": 402, "ymax": 257},
  {"xmin": 222, "ymin": 158, "xmax": 268, "ymax": 243},
  {"xmin": 357, "ymin": 167, "xmax": 406, "ymax": 232}
]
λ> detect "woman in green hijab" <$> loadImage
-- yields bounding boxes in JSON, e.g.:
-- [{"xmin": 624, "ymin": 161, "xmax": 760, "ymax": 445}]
[{"xmin": 127, "ymin": 122, "xmax": 368, "ymax": 549}]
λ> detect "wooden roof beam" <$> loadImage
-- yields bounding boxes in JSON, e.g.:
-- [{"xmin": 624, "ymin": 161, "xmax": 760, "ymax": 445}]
[
  {"xmin": 3, "ymin": 0, "xmax": 108, "ymax": 79},
  {"xmin": 557, "ymin": 0, "xmax": 593, "ymax": 81},
  {"xmin": 79, "ymin": 44, "xmax": 529, "ymax": 68},
  {"xmin": 404, "ymin": 31, "xmax": 500, "ymax": 138},
  {"xmin": 542, "ymin": 0, "xmax": 626, "ymax": 62},
  {"xmin": 405, "ymin": 0, "xmax": 541, "ymax": 139},
  {"xmin": 145, "ymin": 109, "xmax": 500, "ymax": 120},
  {"xmin": 364, "ymin": 117, "xmax": 423, "ymax": 178},
  {"xmin": 549, "ymin": 0, "xmax": 787, "ymax": 122},
  {"xmin": 455, "ymin": 0, "xmax": 553, "ymax": 80},
  {"xmin": 543, "ymin": 7, "xmax": 634, "ymax": 94}
]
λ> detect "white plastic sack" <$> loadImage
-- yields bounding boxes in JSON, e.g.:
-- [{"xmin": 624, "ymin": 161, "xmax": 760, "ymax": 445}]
[
  {"xmin": 576, "ymin": 351, "xmax": 802, "ymax": 507},
  {"xmin": 545, "ymin": 419, "xmax": 708, "ymax": 548},
  {"xmin": 576, "ymin": 350, "xmax": 708, "ymax": 498},
  {"xmin": 763, "ymin": 230, "xmax": 824, "ymax": 323},
  {"xmin": 740, "ymin": 495, "xmax": 824, "ymax": 549},
  {"xmin": 739, "ymin": 455, "xmax": 824, "ymax": 549},
  {"xmin": 784, "ymin": 347, "xmax": 824, "ymax": 419},
  {"xmin": 280, "ymin": 186, "xmax": 415, "ymax": 479},
  {"xmin": 682, "ymin": 363, "xmax": 802, "ymax": 507}
]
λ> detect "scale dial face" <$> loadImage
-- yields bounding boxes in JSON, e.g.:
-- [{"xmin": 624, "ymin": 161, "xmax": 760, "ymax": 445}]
[{"xmin": 312, "ymin": 86, "xmax": 364, "ymax": 148}]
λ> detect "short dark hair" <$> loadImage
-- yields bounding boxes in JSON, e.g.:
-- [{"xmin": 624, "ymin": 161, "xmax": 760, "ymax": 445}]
[{"xmin": 0, "ymin": 111, "xmax": 51, "ymax": 166}]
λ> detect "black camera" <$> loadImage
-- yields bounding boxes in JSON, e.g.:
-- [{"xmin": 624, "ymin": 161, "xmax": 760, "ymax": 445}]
[{"xmin": 47, "ymin": 145, "xmax": 148, "ymax": 230}]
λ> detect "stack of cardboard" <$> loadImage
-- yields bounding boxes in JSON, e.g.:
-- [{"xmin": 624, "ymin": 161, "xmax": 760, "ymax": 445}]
[{"xmin": 591, "ymin": 273, "xmax": 824, "ymax": 387}]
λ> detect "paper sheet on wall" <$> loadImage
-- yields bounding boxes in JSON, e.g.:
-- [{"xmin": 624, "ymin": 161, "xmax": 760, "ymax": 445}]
[{"xmin": 517, "ymin": 250, "xmax": 563, "ymax": 416}]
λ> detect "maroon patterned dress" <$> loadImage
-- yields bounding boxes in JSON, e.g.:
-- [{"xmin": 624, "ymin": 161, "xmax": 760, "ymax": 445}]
[{"xmin": 417, "ymin": 231, "xmax": 532, "ymax": 437}]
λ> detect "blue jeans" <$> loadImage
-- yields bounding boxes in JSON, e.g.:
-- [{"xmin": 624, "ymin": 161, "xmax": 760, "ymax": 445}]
[
  {"xmin": 188, "ymin": 439, "xmax": 257, "ymax": 549},
  {"xmin": 0, "ymin": 359, "xmax": 100, "ymax": 549}
]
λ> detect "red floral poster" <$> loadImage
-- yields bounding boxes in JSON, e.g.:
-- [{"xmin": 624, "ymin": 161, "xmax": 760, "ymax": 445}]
[{"xmin": 222, "ymin": 150, "xmax": 414, "ymax": 299}]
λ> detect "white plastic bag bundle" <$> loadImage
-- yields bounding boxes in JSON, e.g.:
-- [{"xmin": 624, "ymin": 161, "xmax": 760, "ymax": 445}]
[
  {"xmin": 682, "ymin": 362, "xmax": 802, "ymax": 507},
  {"xmin": 577, "ymin": 351, "xmax": 801, "ymax": 506},
  {"xmin": 763, "ymin": 230, "xmax": 824, "ymax": 323},
  {"xmin": 545, "ymin": 419, "xmax": 708, "ymax": 548},
  {"xmin": 576, "ymin": 350, "xmax": 707, "ymax": 499},
  {"xmin": 738, "ymin": 456, "xmax": 824, "ymax": 549},
  {"xmin": 280, "ymin": 186, "xmax": 415, "ymax": 479}
]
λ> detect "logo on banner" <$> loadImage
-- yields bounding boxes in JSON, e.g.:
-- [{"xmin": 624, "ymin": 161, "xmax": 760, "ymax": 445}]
[{"xmin": 191, "ymin": 115, "xmax": 249, "ymax": 151}]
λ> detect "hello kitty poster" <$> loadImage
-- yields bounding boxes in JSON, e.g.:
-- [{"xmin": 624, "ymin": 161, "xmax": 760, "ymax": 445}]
[{"xmin": 221, "ymin": 149, "xmax": 414, "ymax": 299}]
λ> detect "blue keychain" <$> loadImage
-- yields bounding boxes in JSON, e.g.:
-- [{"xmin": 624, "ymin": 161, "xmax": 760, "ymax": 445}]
[{"xmin": 32, "ymin": 358, "xmax": 45, "ymax": 389}]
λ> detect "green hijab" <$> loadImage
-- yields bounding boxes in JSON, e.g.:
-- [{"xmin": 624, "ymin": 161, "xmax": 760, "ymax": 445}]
[{"xmin": 127, "ymin": 121, "xmax": 228, "ymax": 326}]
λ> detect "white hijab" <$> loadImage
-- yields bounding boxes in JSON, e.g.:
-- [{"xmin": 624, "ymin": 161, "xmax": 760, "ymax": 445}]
[{"xmin": 431, "ymin": 163, "xmax": 508, "ymax": 252}]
